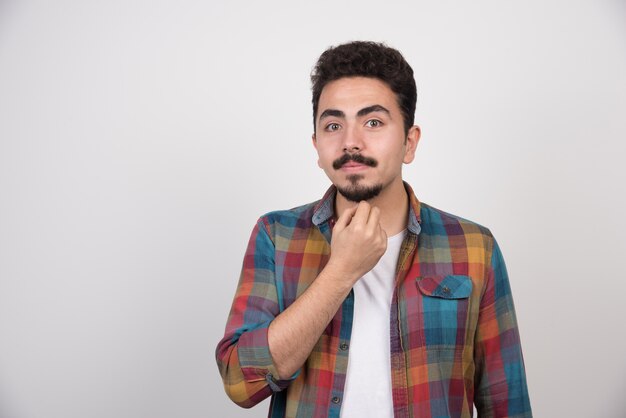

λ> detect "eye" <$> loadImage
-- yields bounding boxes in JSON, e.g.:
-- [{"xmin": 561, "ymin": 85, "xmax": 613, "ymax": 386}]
[
  {"xmin": 325, "ymin": 122, "xmax": 341, "ymax": 132},
  {"xmin": 365, "ymin": 119, "xmax": 382, "ymax": 128}
]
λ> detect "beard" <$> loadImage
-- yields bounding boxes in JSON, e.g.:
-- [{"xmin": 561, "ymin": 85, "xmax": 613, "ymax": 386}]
[
  {"xmin": 336, "ymin": 174, "xmax": 383, "ymax": 202},
  {"xmin": 332, "ymin": 153, "xmax": 382, "ymax": 202}
]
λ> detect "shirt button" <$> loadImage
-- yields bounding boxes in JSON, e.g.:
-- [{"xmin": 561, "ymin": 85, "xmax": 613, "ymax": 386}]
[
  {"xmin": 340, "ymin": 343, "xmax": 349, "ymax": 351},
  {"xmin": 331, "ymin": 396, "xmax": 341, "ymax": 404},
  {"xmin": 442, "ymin": 286, "xmax": 450, "ymax": 294}
]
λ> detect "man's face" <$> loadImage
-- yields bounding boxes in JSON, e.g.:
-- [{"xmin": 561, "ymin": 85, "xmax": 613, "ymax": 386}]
[{"xmin": 313, "ymin": 76, "xmax": 419, "ymax": 202}]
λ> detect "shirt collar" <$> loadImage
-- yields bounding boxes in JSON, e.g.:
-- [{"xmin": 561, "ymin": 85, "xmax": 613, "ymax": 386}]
[{"xmin": 312, "ymin": 182, "xmax": 422, "ymax": 235}]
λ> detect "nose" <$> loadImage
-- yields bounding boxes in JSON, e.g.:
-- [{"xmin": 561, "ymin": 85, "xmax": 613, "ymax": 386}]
[{"xmin": 342, "ymin": 125, "xmax": 364, "ymax": 154}]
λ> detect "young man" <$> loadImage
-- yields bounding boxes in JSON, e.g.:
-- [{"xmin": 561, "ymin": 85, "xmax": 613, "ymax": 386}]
[{"xmin": 216, "ymin": 41, "xmax": 531, "ymax": 418}]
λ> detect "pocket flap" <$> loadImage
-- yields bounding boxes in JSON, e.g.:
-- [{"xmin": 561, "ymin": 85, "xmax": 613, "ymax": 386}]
[{"xmin": 416, "ymin": 275, "xmax": 472, "ymax": 299}]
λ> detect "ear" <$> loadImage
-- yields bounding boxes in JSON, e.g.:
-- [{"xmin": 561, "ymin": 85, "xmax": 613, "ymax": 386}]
[
  {"xmin": 312, "ymin": 133, "xmax": 322, "ymax": 168},
  {"xmin": 403, "ymin": 125, "xmax": 421, "ymax": 164}
]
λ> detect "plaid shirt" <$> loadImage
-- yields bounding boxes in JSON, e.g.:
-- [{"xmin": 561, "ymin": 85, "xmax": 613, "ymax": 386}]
[{"xmin": 216, "ymin": 183, "xmax": 531, "ymax": 417}]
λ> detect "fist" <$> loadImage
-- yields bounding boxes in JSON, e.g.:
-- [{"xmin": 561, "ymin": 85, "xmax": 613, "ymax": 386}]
[{"xmin": 327, "ymin": 201, "xmax": 387, "ymax": 283}]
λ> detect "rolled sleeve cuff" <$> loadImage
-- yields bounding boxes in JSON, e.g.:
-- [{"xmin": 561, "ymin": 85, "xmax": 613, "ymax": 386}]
[{"xmin": 237, "ymin": 321, "xmax": 299, "ymax": 392}]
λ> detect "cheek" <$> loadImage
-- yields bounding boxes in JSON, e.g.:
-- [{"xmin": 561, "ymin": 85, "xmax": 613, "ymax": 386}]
[{"xmin": 317, "ymin": 149, "xmax": 336, "ymax": 167}]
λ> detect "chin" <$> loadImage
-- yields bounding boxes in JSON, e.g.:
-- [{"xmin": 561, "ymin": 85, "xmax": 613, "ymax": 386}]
[{"xmin": 336, "ymin": 181, "xmax": 383, "ymax": 202}]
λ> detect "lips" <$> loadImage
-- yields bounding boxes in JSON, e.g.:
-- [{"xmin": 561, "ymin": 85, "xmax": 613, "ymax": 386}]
[
  {"xmin": 340, "ymin": 162, "xmax": 369, "ymax": 173},
  {"xmin": 342, "ymin": 162, "xmax": 367, "ymax": 168}
]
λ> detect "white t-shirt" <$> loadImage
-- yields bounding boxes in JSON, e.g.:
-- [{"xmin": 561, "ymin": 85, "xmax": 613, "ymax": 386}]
[{"xmin": 339, "ymin": 229, "xmax": 406, "ymax": 418}]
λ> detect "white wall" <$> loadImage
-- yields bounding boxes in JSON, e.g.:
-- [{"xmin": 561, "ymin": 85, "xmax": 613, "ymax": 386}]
[{"xmin": 1, "ymin": 1, "xmax": 625, "ymax": 417}]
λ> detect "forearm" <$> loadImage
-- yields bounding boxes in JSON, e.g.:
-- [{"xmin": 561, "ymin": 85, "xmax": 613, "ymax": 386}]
[{"xmin": 268, "ymin": 264, "xmax": 356, "ymax": 379}]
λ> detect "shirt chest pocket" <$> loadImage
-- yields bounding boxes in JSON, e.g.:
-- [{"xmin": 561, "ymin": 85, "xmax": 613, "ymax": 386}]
[{"xmin": 415, "ymin": 275, "xmax": 473, "ymax": 349}]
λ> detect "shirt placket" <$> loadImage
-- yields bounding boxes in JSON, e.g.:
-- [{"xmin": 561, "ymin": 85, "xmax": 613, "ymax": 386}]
[{"xmin": 390, "ymin": 233, "xmax": 418, "ymax": 418}]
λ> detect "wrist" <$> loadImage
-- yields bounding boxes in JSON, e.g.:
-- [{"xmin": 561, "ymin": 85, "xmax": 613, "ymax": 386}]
[{"xmin": 320, "ymin": 261, "xmax": 360, "ymax": 291}]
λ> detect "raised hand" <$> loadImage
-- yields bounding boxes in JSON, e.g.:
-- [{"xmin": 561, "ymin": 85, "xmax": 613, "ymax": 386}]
[{"xmin": 327, "ymin": 201, "xmax": 388, "ymax": 283}]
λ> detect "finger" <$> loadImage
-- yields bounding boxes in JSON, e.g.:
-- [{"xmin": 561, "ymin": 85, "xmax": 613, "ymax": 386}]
[
  {"xmin": 378, "ymin": 225, "xmax": 388, "ymax": 251},
  {"xmin": 367, "ymin": 206, "xmax": 381, "ymax": 228},
  {"xmin": 351, "ymin": 201, "xmax": 371, "ymax": 226},
  {"xmin": 334, "ymin": 205, "xmax": 358, "ymax": 231}
]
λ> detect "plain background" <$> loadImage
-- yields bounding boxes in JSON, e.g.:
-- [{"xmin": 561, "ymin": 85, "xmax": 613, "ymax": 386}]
[{"xmin": 1, "ymin": 0, "xmax": 625, "ymax": 417}]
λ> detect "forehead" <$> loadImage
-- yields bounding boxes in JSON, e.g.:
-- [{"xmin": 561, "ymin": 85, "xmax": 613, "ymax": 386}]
[{"xmin": 318, "ymin": 77, "xmax": 399, "ymax": 114}]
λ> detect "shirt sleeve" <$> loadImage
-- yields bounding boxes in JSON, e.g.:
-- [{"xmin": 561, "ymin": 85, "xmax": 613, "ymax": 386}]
[
  {"xmin": 215, "ymin": 218, "xmax": 297, "ymax": 408},
  {"xmin": 474, "ymin": 237, "xmax": 532, "ymax": 417}
]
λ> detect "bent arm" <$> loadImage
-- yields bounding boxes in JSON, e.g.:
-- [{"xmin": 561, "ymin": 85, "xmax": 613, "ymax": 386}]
[
  {"xmin": 216, "ymin": 203, "xmax": 387, "ymax": 408},
  {"xmin": 214, "ymin": 218, "xmax": 358, "ymax": 408}
]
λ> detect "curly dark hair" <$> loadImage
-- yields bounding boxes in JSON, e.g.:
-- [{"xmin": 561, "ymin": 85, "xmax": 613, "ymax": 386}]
[{"xmin": 311, "ymin": 41, "xmax": 417, "ymax": 134}]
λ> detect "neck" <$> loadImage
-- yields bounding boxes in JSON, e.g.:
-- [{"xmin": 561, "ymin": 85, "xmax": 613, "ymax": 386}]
[{"xmin": 335, "ymin": 179, "xmax": 409, "ymax": 237}]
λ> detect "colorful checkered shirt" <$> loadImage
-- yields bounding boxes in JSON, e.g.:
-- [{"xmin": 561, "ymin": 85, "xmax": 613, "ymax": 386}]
[{"xmin": 216, "ymin": 183, "xmax": 531, "ymax": 417}]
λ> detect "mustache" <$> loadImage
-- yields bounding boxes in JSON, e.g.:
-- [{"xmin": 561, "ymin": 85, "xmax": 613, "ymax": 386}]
[{"xmin": 332, "ymin": 153, "xmax": 378, "ymax": 170}]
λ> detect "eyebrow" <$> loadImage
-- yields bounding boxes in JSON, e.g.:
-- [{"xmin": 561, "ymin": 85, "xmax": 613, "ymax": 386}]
[
  {"xmin": 318, "ymin": 109, "xmax": 345, "ymax": 121},
  {"xmin": 357, "ymin": 104, "xmax": 390, "ymax": 118},
  {"xmin": 318, "ymin": 104, "xmax": 391, "ymax": 123}
]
